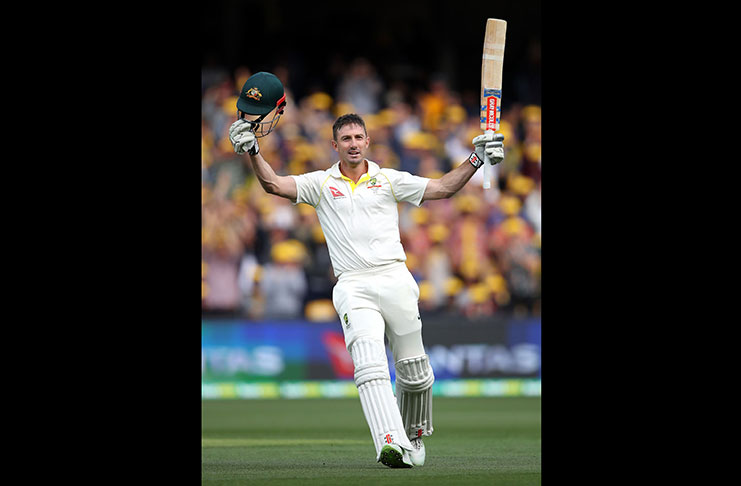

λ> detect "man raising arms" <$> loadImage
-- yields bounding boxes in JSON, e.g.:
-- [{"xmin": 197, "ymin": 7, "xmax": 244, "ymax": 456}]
[{"xmin": 229, "ymin": 72, "xmax": 503, "ymax": 469}]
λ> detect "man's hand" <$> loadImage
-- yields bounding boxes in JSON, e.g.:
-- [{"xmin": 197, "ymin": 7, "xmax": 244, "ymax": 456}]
[
  {"xmin": 472, "ymin": 132, "xmax": 504, "ymax": 165},
  {"xmin": 228, "ymin": 119, "xmax": 259, "ymax": 155}
]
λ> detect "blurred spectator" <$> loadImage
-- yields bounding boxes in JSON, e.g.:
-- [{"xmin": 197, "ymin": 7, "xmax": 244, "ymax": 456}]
[
  {"xmin": 419, "ymin": 223, "xmax": 453, "ymax": 309},
  {"xmin": 501, "ymin": 228, "xmax": 541, "ymax": 317},
  {"xmin": 442, "ymin": 105, "xmax": 475, "ymax": 165},
  {"xmin": 202, "ymin": 79, "xmax": 237, "ymax": 150},
  {"xmin": 519, "ymin": 105, "xmax": 542, "ymax": 184},
  {"xmin": 255, "ymin": 240, "xmax": 309, "ymax": 319},
  {"xmin": 335, "ymin": 57, "xmax": 384, "ymax": 115},
  {"xmin": 401, "ymin": 207, "xmax": 432, "ymax": 269},
  {"xmin": 418, "ymin": 76, "xmax": 452, "ymax": 132},
  {"xmin": 202, "ymin": 230, "xmax": 243, "ymax": 313},
  {"xmin": 389, "ymin": 99, "xmax": 421, "ymax": 153},
  {"xmin": 447, "ymin": 195, "xmax": 489, "ymax": 271},
  {"xmin": 293, "ymin": 204, "xmax": 335, "ymax": 302},
  {"xmin": 202, "ymin": 181, "xmax": 256, "ymax": 314},
  {"xmin": 523, "ymin": 179, "xmax": 541, "ymax": 236},
  {"xmin": 237, "ymin": 252, "xmax": 260, "ymax": 316}
]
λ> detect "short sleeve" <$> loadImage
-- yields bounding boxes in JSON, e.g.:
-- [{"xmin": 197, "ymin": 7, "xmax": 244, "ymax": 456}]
[
  {"xmin": 380, "ymin": 169, "xmax": 430, "ymax": 207},
  {"xmin": 291, "ymin": 170, "xmax": 329, "ymax": 207}
]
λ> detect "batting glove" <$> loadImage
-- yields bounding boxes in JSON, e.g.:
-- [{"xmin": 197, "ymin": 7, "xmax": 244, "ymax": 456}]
[
  {"xmin": 228, "ymin": 119, "xmax": 250, "ymax": 145},
  {"xmin": 228, "ymin": 119, "xmax": 259, "ymax": 155},
  {"xmin": 235, "ymin": 130, "xmax": 259, "ymax": 155},
  {"xmin": 472, "ymin": 132, "xmax": 504, "ymax": 165}
]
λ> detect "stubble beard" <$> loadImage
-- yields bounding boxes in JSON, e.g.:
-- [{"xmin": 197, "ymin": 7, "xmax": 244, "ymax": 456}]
[{"xmin": 344, "ymin": 150, "xmax": 365, "ymax": 167}]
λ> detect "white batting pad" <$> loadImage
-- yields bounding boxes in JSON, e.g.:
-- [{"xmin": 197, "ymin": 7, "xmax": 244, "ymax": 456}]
[
  {"xmin": 395, "ymin": 354, "xmax": 435, "ymax": 440},
  {"xmin": 350, "ymin": 338, "xmax": 413, "ymax": 458}
]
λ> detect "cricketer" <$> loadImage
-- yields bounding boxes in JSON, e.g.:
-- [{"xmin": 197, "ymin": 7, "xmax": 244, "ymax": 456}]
[{"xmin": 228, "ymin": 71, "xmax": 504, "ymax": 468}]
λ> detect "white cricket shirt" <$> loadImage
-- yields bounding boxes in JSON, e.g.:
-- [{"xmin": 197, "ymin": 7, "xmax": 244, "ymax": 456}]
[{"xmin": 291, "ymin": 159, "xmax": 430, "ymax": 277}]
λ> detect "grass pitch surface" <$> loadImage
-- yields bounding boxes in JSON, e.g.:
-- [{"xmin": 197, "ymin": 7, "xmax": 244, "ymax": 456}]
[{"xmin": 202, "ymin": 396, "xmax": 540, "ymax": 485}]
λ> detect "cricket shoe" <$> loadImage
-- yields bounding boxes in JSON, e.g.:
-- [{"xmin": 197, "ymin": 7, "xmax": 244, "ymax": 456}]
[
  {"xmin": 408, "ymin": 437, "xmax": 426, "ymax": 466},
  {"xmin": 379, "ymin": 444, "xmax": 413, "ymax": 468}
]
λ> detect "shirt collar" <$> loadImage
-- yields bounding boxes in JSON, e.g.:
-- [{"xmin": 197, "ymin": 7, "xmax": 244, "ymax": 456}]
[{"xmin": 329, "ymin": 159, "xmax": 380, "ymax": 179}]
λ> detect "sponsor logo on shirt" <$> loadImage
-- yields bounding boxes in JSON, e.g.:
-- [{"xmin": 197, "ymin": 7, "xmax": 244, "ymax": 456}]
[{"xmin": 329, "ymin": 186, "xmax": 346, "ymax": 199}]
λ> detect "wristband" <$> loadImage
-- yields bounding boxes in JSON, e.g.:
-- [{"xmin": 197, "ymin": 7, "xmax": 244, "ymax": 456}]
[{"xmin": 468, "ymin": 152, "xmax": 483, "ymax": 169}]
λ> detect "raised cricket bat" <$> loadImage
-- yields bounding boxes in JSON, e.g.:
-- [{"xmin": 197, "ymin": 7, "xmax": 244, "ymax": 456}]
[{"xmin": 480, "ymin": 18, "xmax": 507, "ymax": 189}]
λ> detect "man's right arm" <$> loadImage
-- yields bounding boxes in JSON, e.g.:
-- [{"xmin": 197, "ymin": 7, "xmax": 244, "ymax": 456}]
[
  {"xmin": 247, "ymin": 152, "xmax": 297, "ymax": 202},
  {"xmin": 229, "ymin": 120, "xmax": 298, "ymax": 201}
]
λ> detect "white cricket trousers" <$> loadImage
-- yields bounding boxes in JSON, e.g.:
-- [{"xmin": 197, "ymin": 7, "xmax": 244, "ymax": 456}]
[{"xmin": 332, "ymin": 261, "xmax": 425, "ymax": 361}]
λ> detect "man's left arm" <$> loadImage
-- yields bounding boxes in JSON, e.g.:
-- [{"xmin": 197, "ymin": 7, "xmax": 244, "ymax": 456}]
[{"xmin": 422, "ymin": 132, "xmax": 504, "ymax": 202}]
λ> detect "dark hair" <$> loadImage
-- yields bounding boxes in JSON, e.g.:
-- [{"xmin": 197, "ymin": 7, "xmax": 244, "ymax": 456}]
[{"xmin": 332, "ymin": 113, "xmax": 367, "ymax": 140}]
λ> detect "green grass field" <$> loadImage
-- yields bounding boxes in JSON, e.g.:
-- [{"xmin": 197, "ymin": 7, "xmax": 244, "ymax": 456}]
[{"xmin": 202, "ymin": 396, "xmax": 541, "ymax": 485}]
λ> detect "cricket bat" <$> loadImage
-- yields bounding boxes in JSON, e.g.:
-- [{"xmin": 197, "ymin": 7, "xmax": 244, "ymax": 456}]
[{"xmin": 480, "ymin": 18, "xmax": 507, "ymax": 189}]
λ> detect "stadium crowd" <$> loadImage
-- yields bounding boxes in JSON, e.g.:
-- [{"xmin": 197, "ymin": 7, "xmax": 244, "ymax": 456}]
[{"xmin": 202, "ymin": 59, "xmax": 541, "ymax": 322}]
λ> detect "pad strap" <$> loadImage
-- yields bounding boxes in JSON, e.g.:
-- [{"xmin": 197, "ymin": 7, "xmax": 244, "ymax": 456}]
[{"xmin": 395, "ymin": 355, "xmax": 435, "ymax": 391}]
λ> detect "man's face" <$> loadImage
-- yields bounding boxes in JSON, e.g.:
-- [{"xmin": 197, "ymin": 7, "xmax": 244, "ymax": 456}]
[{"xmin": 332, "ymin": 123, "xmax": 369, "ymax": 165}]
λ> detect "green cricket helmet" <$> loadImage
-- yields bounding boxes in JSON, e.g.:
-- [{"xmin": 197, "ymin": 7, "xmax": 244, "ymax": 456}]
[{"xmin": 236, "ymin": 71, "xmax": 287, "ymax": 137}]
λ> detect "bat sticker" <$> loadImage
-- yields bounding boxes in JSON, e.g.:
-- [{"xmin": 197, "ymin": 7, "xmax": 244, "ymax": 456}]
[{"xmin": 480, "ymin": 89, "xmax": 502, "ymax": 129}]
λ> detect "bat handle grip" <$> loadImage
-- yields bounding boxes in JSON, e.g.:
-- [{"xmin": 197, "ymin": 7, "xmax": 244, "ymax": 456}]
[
  {"xmin": 482, "ymin": 154, "xmax": 491, "ymax": 189},
  {"xmin": 482, "ymin": 129, "xmax": 495, "ymax": 189}
]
